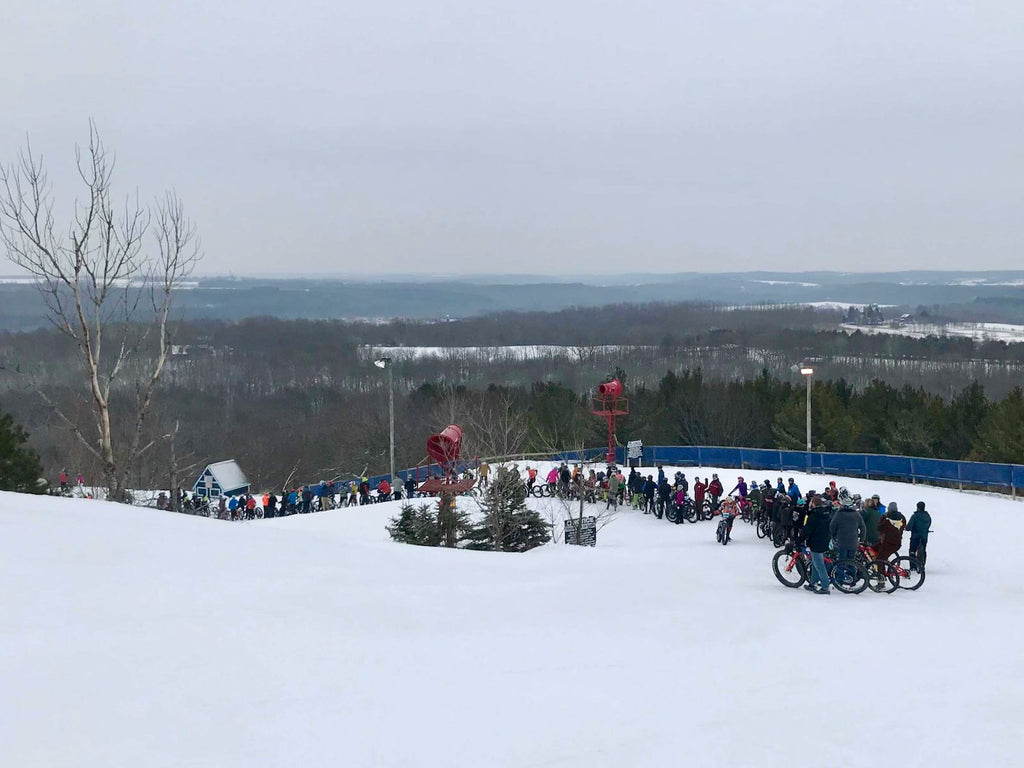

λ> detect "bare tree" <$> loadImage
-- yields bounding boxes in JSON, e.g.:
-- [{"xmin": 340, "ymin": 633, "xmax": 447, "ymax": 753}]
[{"xmin": 0, "ymin": 124, "xmax": 201, "ymax": 501}]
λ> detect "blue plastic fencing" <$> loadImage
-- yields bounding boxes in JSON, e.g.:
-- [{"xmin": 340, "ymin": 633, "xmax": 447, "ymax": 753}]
[
  {"xmin": 353, "ymin": 446, "xmax": 1021, "ymax": 497},
  {"xmin": 635, "ymin": 446, "xmax": 1022, "ymax": 493}
]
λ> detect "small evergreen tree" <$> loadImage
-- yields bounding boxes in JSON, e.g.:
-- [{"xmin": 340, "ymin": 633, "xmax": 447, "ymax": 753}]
[
  {"xmin": 387, "ymin": 502, "xmax": 441, "ymax": 546},
  {"xmin": 387, "ymin": 500, "xmax": 471, "ymax": 547},
  {"xmin": 0, "ymin": 406, "xmax": 45, "ymax": 493},
  {"xmin": 466, "ymin": 466, "xmax": 550, "ymax": 552}
]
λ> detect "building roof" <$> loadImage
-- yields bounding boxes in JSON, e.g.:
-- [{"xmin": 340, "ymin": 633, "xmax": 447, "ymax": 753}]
[{"xmin": 200, "ymin": 460, "xmax": 249, "ymax": 492}]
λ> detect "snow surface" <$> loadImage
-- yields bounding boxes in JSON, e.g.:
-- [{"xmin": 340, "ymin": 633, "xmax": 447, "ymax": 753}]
[
  {"xmin": 3, "ymin": 465, "xmax": 1023, "ymax": 767},
  {"xmin": 843, "ymin": 321, "xmax": 1024, "ymax": 342}
]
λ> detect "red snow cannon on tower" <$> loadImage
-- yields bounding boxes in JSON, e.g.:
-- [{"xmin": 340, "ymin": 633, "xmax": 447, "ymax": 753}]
[
  {"xmin": 592, "ymin": 379, "xmax": 628, "ymax": 465},
  {"xmin": 426, "ymin": 424, "xmax": 463, "ymax": 466}
]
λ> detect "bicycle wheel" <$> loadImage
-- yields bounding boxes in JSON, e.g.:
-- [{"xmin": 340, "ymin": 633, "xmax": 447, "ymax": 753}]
[
  {"xmin": 756, "ymin": 521, "xmax": 768, "ymax": 539},
  {"xmin": 716, "ymin": 523, "xmax": 723, "ymax": 543},
  {"xmin": 892, "ymin": 556, "xmax": 926, "ymax": 591},
  {"xmin": 866, "ymin": 559, "xmax": 899, "ymax": 593},
  {"xmin": 772, "ymin": 549, "xmax": 807, "ymax": 588},
  {"xmin": 685, "ymin": 504, "xmax": 698, "ymax": 523},
  {"xmin": 772, "ymin": 527, "xmax": 787, "ymax": 547},
  {"xmin": 254, "ymin": 506, "xmax": 264, "ymax": 520},
  {"xmin": 832, "ymin": 562, "xmax": 869, "ymax": 594},
  {"xmin": 666, "ymin": 505, "xmax": 680, "ymax": 523},
  {"xmin": 530, "ymin": 485, "xmax": 543, "ymax": 498},
  {"xmin": 653, "ymin": 503, "xmax": 663, "ymax": 520}
]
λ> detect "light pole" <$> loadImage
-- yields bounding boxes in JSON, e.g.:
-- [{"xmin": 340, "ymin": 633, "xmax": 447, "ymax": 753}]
[
  {"xmin": 374, "ymin": 357, "xmax": 395, "ymax": 485},
  {"xmin": 800, "ymin": 366, "xmax": 814, "ymax": 453}
]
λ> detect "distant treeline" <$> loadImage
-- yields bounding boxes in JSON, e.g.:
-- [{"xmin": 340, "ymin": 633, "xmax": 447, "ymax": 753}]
[{"xmin": 3, "ymin": 309, "xmax": 1024, "ymax": 489}]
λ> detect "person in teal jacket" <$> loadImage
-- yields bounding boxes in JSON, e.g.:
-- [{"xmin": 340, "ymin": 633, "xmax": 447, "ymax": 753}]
[
  {"xmin": 906, "ymin": 501, "xmax": 932, "ymax": 570},
  {"xmin": 861, "ymin": 495, "xmax": 882, "ymax": 548}
]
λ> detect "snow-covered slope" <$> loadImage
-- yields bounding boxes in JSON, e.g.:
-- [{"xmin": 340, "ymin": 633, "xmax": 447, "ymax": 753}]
[{"xmin": 2, "ymin": 467, "xmax": 1022, "ymax": 767}]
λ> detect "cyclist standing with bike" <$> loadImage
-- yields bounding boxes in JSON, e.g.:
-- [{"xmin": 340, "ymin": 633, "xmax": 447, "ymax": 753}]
[
  {"xmin": 907, "ymin": 501, "xmax": 931, "ymax": 570},
  {"xmin": 803, "ymin": 496, "xmax": 832, "ymax": 594},
  {"xmin": 829, "ymin": 489, "xmax": 866, "ymax": 583}
]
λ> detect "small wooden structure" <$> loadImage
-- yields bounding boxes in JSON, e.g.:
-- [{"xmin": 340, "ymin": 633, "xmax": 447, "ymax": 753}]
[{"xmin": 192, "ymin": 460, "xmax": 250, "ymax": 498}]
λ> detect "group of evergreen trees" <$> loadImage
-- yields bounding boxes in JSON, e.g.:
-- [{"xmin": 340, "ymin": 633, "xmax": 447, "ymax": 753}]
[{"xmin": 388, "ymin": 466, "xmax": 550, "ymax": 552}]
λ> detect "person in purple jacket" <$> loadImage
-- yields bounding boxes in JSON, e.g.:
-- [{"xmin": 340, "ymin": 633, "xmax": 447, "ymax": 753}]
[{"xmin": 728, "ymin": 476, "xmax": 748, "ymax": 499}]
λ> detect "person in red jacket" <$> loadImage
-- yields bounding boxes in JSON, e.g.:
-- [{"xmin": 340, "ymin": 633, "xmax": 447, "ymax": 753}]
[
  {"xmin": 693, "ymin": 477, "xmax": 707, "ymax": 509},
  {"xmin": 707, "ymin": 474, "xmax": 724, "ymax": 506},
  {"xmin": 378, "ymin": 478, "xmax": 392, "ymax": 501}
]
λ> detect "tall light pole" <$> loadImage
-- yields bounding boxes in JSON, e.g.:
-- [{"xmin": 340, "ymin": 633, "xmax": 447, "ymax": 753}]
[
  {"xmin": 374, "ymin": 357, "xmax": 395, "ymax": 485},
  {"xmin": 800, "ymin": 366, "xmax": 814, "ymax": 453}
]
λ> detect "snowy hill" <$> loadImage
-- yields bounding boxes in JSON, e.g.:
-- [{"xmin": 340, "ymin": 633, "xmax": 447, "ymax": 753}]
[{"xmin": 2, "ymin": 467, "xmax": 1022, "ymax": 767}]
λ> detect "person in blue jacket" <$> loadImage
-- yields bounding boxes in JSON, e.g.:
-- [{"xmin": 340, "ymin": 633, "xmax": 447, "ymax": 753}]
[{"xmin": 787, "ymin": 478, "xmax": 802, "ymax": 504}]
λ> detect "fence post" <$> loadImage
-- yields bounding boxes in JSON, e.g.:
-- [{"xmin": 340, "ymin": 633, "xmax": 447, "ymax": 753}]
[
  {"xmin": 958, "ymin": 463, "xmax": 963, "ymax": 492},
  {"xmin": 910, "ymin": 458, "xmax": 917, "ymax": 484}
]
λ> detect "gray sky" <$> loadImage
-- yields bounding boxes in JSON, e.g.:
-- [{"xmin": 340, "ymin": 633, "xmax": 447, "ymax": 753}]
[{"xmin": 3, "ymin": 1, "xmax": 1022, "ymax": 275}]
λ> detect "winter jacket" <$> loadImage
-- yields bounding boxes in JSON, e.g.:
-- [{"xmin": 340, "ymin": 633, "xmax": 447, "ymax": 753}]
[
  {"xmin": 546, "ymin": 469, "xmax": 559, "ymax": 484},
  {"xmin": 787, "ymin": 484, "xmax": 801, "ymax": 504},
  {"xmin": 803, "ymin": 506, "xmax": 831, "ymax": 553},
  {"xmin": 607, "ymin": 474, "xmax": 620, "ymax": 494},
  {"xmin": 876, "ymin": 515, "xmax": 905, "ymax": 559},
  {"xmin": 829, "ymin": 506, "xmax": 866, "ymax": 551},
  {"xmin": 730, "ymin": 481, "xmax": 748, "ymax": 498},
  {"xmin": 642, "ymin": 479, "xmax": 656, "ymax": 498},
  {"xmin": 907, "ymin": 510, "xmax": 932, "ymax": 543},
  {"xmin": 861, "ymin": 504, "xmax": 882, "ymax": 546},
  {"xmin": 708, "ymin": 479, "xmax": 723, "ymax": 498},
  {"xmin": 694, "ymin": 481, "xmax": 707, "ymax": 503}
]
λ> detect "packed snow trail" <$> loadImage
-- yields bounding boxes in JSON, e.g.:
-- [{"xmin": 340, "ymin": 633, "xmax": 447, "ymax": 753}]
[{"xmin": 2, "ymin": 467, "xmax": 1022, "ymax": 767}]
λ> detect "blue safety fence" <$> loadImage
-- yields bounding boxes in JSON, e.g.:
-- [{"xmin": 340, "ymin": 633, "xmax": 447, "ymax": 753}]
[
  {"xmin": 350, "ymin": 446, "xmax": 1021, "ymax": 497},
  {"xmin": 633, "ymin": 445, "xmax": 1022, "ymax": 493}
]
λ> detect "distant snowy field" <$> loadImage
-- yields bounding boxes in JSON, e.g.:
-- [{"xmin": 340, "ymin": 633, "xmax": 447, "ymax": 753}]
[
  {"xmin": 3, "ymin": 465, "xmax": 1022, "ymax": 767},
  {"xmin": 843, "ymin": 321, "xmax": 1024, "ymax": 343}
]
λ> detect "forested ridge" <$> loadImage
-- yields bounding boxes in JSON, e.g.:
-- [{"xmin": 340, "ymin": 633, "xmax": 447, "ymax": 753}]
[{"xmin": 2, "ymin": 307, "xmax": 1023, "ymax": 491}]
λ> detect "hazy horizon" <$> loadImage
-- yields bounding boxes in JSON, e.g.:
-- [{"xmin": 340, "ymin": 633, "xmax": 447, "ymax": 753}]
[{"xmin": 4, "ymin": 2, "xmax": 1022, "ymax": 276}]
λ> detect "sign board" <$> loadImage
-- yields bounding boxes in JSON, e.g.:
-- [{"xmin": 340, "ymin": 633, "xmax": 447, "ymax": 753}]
[
  {"xmin": 564, "ymin": 516, "xmax": 597, "ymax": 547},
  {"xmin": 627, "ymin": 440, "xmax": 643, "ymax": 459}
]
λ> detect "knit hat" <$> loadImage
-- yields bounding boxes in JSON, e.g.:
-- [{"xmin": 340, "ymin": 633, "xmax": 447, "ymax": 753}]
[
  {"xmin": 916, "ymin": 501, "xmax": 926, "ymax": 511},
  {"xmin": 887, "ymin": 501, "xmax": 899, "ymax": 514}
]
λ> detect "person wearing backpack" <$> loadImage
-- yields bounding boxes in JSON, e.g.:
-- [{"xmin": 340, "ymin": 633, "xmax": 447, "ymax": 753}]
[
  {"xmin": 875, "ymin": 502, "xmax": 906, "ymax": 562},
  {"xmin": 906, "ymin": 501, "xmax": 932, "ymax": 570}
]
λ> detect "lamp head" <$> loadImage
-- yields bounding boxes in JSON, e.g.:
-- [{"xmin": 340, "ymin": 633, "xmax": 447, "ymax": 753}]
[
  {"xmin": 374, "ymin": 357, "xmax": 391, "ymax": 369},
  {"xmin": 799, "ymin": 367, "xmax": 814, "ymax": 376}
]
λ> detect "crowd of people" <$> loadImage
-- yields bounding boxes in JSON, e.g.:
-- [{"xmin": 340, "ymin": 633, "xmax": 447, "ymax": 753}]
[{"xmin": 156, "ymin": 461, "xmax": 933, "ymax": 576}]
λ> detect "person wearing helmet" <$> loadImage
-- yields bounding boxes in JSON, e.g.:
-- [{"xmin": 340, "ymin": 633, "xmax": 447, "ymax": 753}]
[
  {"xmin": 708, "ymin": 474, "xmax": 723, "ymax": 506},
  {"xmin": 729, "ymin": 476, "xmax": 748, "ymax": 499},
  {"xmin": 830, "ymin": 490, "xmax": 866, "ymax": 584},
  {"xmin": 786, "ymin": 477, "xmax": 801, "ymax": 504}
]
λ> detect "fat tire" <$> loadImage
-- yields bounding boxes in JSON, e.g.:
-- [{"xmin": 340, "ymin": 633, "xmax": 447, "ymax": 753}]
[
  {"xmin": 772, "ymin": 549, "xmax": 807, "ymax": 588},
  {"xmin": 893, "ymin": 556, "xmax": 926, "ymax": 591}
]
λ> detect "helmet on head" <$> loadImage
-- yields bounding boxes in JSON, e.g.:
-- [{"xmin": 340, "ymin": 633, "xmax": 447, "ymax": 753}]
[
  {"xmin": 837, "ymin": 488, "xmax": 854, "ymax": 507},
  {"xmin": 738, "ymin": 476, "xmax": 743, "ymax": 482}
]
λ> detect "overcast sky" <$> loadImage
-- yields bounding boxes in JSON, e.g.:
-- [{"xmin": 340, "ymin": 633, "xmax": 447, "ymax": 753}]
[{"xmin": 2, "ymin": 1, "xmax": 1022, "ymax": 275}]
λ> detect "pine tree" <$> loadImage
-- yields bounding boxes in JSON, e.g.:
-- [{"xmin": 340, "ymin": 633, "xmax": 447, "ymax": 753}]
[
  {"xmin": 0, "ymin": 406, "xmax": 45, "ymax": 493},
  {"xmin": 387, "ymin": 502, "xmax": 441, "ymax": 546},
  {"xmin": 466, "ymin": 466, "xmax": 550, "ymax": 552},
  {"xmin": 969, "ymin": 387, "xmax": 1024, "ymax": 464}
]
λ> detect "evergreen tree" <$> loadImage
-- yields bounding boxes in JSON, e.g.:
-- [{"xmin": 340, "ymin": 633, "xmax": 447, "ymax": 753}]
[
  {"xmin": 0, "ymin": 406, "xmax": 45, "ymax": 493},
  {"xmin": 970, "ymin": 387, "xmax": 1024, "ymax": 464},
  {"xmin": 387, "ymin": 502, "xmax": 442, "ymax": 546},
  {"xmin": 940, "ymin": 380, "xmax": 989, "ymax": 459},
  {"xmin": 466, "ymin": 466, "xmax": 550, "ymax": 552}
]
